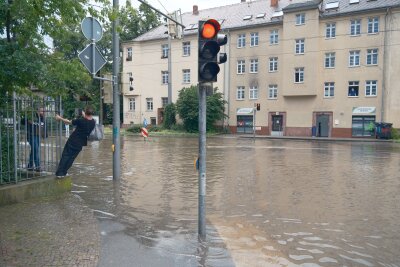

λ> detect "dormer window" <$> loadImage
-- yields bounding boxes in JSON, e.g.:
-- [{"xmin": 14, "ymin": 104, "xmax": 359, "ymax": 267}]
[
  {"xmin": 243, "ymin": 15, "xmax": 252, "ymax": 20},
  {"xmin": 326, "ymin": 1, "xmax": 339, "ymax": 10},
  {"xmin": 256, "ymin": 13, "xmax": 266, "ymax": 19}
]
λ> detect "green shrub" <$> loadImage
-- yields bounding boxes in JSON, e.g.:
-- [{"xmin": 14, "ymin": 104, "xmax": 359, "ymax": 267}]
[
  {"xmin": 126, "ymin": 125, "xmax": 142, "ymax": 133},
  {"xmin": 163, "ymin": 103, "xmax": 176, "ymax": 129},
  {"xmin": 391, "ymin": 128, "xmax": 400, "ymax": 140}
]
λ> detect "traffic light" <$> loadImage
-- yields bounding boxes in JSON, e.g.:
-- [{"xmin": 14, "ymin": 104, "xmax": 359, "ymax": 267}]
[
  {"xmin": 198, "ymin": 19, "xmax": 228, "ymax": 83},
  {"xmin": 256, "ymin": 103, "xmax": 260, "ymax": 111}
]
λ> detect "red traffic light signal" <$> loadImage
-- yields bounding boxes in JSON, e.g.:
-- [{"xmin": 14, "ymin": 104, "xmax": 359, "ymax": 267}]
[{"xmin": 198, "ymin": 19, "xmax": 228, "ymax": 83}]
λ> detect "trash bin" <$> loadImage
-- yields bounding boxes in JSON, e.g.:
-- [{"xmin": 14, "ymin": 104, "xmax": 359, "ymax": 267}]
[
  {"xmin": 311, "ymin": 126, "xmax": 317, "ymax": 137},
  {"xmin": 375, "ymin": 122, "xmax": 392, "ymax": 139}
]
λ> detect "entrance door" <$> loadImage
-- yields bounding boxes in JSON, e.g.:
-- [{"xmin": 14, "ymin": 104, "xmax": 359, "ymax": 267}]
[
  {"xmin": 316, "ymin": 115, "xmax": 329, "ymax": 137},
  {"xmin": 271, "ymin": 115, "xmax": 283, "ymax": 136}
]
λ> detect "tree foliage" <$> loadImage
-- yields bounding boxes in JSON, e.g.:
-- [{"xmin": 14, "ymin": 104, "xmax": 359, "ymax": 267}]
[
  {"xmin": 163, "ymin": 103, "xmax": 176, "ymax": 129},
  {"xmin": 176, "ymin": 85, "xmax": 227, "ymax": 132}
]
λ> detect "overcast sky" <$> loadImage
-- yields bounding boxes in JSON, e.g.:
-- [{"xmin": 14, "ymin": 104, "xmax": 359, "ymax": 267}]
[{"xmin": 127, "ymin": 0, "xmax": 243, "ymax": 14}]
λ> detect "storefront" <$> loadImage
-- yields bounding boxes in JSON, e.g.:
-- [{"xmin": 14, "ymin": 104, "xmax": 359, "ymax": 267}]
[
  {"xmin": 236, "ymin": 108, "xmax": 254, "ymax": 134},
  {"xmin": 351, "ymin": 107, "xmax": 376, "ymax": 137}
]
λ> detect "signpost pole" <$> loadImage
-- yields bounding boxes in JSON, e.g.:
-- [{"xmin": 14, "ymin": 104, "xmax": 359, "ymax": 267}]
[
  {"xmin": 198, "ymin": 82, "xmax": 207, "ymax": 240},
  {"xmin": 112, "ymin": 0, "xmax": 121, "ymax": 180}
]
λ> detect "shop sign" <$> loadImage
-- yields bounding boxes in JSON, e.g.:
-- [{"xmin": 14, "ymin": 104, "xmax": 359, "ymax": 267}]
[
  {"xmin": 352, "ymin": 107, "xmax": 376, "ymax": 115},
  {"xmin": 237, "ymin": 108, "xmax": 254, "ymax": 115}
]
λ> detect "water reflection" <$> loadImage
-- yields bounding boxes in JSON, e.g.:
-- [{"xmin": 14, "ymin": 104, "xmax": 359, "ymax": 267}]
[{"xmin": 71, "ymin": 136, "xmax": 400, "ymax": 266}]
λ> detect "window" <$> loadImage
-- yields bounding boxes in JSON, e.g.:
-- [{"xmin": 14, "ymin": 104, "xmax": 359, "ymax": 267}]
[
  {"xmin": 237, "ymin": 34, "xmax": 246, "ymax": 48},
  {"xmin": 161, "ymin": 71, "xmax": 169, "ymax": 84},
  {"xmin": 249, "ymin": 86, "xmax": 259, "ymax": 99},
  {"xmin": 365, "ymin": 80, "xmax": 377, "ymax": 96},
  {"xmin": 150, "ymin": 117, "xmax": 156, "ymax": 125},
  {"xmin": 182, "ymin": 42, "xmax": 190, "ymax": 56},
  {"xmin": 269, "ymin": 57, "xmax": 278, "ymax": 72},
  {"xmin": 250, "ymin": 32, "xmax": 259, "ymax": 47},
  {"xmin": 348, "ymin": 81, "xmax": 359, "ymax": 97},
  {"xmin": 268, "ymin": 85, "xmax": 278, "ymax": 99},
  {"xmin": 161, "ymin": 97, "xmax": 168, "ymax": 107},
  {"xmin": 146, "ymin": 98, "xmax": 153, "ymax": 111},
  {"xmin": 350, "ymin": 19, "xmax": 361, "ymax": 36},
  {"xmin": 161, "ymin": 44, "xmax": 168, "ymax": 58},
  {"xmin": 256, "ymin": 13, "xmax": 266, "ymax": 19},
  {"xmin": 326, "ymin": 23, "xmax": 336, "ymax": 38},
  {"xmin": 366, "ymin": 49, "xmax": 378, "ymax": 65},
  {"xmin": 250, "ymin": 59, "xmax": 258, "ymax": 73},
  {"xmin": 182, "ymin": 69, "xmax": 190, "ymax": 83},
  {"xmin": 270, "ymin": 29, "xmax": 279, "ymax": 45},
  {"xmin": 352, "ymin": 116, "xmax": 375, "ymax": 137},
  {"xmin": 295, "ymin": 39, "xmax": 305, "ymax": 54},
  {"xmin": 129, "ymin": 98, "xmax": 135, "ymax": 111},
  {"xmin": 349, "ymin": 50, "xmax": 360, "ymax": 67},
  {"xmin": 325, "ymin": 52, "xmax": 335, "ymax": 68},
  {"xmin": 236, "ymin": 86, "xmax": 245, "ymax": 100},
  {"xmin": 368, "ymin": 17, "xmax": 379, "ymax": 34},
  {"xmin": 296, "ymin": 13, "xmax": 305, "ymax": 25},
  {"xmin": 126, "ymin": 47, "xmax": 132, "ymax": 61},
  {"xmin": 324, "ymin": 82, "xmax": 335, "ymax": 97},
  {"xmin": 243, "ymin": 15, "xmax": 252, "ymax": 20},
  {"xmin": 295, "ymin": 67, "xmax": 304, "ymax": 83},
  {"xmin": 237, "ymin": 60, "xmax": 245, "ymax": 74}
]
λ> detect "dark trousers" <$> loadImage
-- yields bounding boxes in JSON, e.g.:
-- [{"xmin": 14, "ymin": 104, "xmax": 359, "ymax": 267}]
[
  {"xmin": 56, "ymin": 142, "xmax": 82, "ymax": 176},
  {"xmin": 28, "ymin": 135, "xmax": 40, "ymax": 168}
]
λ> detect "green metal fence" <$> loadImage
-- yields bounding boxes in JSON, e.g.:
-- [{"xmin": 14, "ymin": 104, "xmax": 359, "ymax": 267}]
[{"xmin": 0, "ymin": 93, "xmax": 63, "ymax": 185}]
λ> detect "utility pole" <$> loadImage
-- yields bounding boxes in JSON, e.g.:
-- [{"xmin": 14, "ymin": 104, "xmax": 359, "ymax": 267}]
[{"xmin": 112, "ymin": 0, "xmax": 121, "ymax": 180}]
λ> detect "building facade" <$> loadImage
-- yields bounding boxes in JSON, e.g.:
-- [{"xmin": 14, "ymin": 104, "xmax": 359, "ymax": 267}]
[{"xmin": 122, "ymin": 0, "xmax": 400, "ymax": 138}]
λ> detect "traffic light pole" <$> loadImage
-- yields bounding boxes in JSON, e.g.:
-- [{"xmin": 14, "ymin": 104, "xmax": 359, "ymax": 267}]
[{"xmin": 198, "ymin": 82, "xmax": 208, "ymax": 240}]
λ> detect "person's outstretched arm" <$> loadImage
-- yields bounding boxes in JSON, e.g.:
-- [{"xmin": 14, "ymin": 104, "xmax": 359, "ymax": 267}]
[{"xmin": 55, "ymin": 114, "xmax": 72, "ymax": 125}]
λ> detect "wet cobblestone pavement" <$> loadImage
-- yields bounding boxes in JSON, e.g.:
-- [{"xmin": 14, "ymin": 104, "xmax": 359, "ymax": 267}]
[{"xmin": 0, "ymin": 193, "xmax": 100, "ymax": 267}]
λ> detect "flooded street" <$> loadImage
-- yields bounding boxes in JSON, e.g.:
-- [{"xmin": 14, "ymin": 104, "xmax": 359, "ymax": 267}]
[{"xmin": 71, "ymin": 136, "xmax": 400, "ymax": 266}]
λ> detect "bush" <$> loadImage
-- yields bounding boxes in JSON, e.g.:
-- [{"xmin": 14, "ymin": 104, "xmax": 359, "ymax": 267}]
[
  {"xmin": 163, "ymin": 103, "xmax": 176, "ymax": 129},
  {"xmin": 391, "ymin": 128, "xmax": 400, "ymax": 139},
  {"xmin": 126, "ymin": 125, "xmax": 142, "ymax": 133}
]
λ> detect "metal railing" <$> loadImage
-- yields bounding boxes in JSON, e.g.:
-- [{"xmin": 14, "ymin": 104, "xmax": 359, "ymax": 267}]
[{"xmin": 0, "ymin": 93, "xmax": 63, "ymax": 185}]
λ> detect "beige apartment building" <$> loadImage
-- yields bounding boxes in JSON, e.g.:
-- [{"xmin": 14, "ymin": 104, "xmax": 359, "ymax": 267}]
[{"xmin": 122, "ymin": 0, "xmax": 400, "ymax": 138}]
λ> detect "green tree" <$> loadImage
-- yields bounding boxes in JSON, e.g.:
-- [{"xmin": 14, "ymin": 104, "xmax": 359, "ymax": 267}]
[
  {"xmin": 163, "ymin": 103, "xmax": 176, "ymax": 129},
  {"xmin": 176, "ymin": 85, "xmax": 226, "ymax": 132}
]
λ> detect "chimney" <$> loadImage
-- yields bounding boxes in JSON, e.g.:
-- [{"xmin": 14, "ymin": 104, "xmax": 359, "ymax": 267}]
[
  {"xmin": 241, "ymin": 0, "xmax": 246, "ymax": 2},
  {"xmin": 193, "ymin": 5, "xmax": 199, "ymax": 15},
  {"xmin": 271, "ymin": 0, "xmax": 278, "ymax": 6}
]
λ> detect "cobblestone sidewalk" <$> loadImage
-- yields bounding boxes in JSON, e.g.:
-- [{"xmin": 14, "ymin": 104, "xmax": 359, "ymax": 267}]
[{"xmin": 0, "ymin": 194, "xmax": 100, "ymax": 267}]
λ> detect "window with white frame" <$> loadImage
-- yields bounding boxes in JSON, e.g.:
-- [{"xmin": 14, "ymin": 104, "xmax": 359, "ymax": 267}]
[
  {"xmin": 348, "ymin": 81, "xmax": 359, "ymax": 96},
  {"xmin": 250, "ymin": 59, "xmax": 258, "ymax": 73},
  {"xmin": 366, "ymin": 49, "xmax": 378, "ymax": 65},
  {"xmin": 349, "ymin": 50, "xmax": 360, "ymax": 67},
  {"xmin": 365, "ymin": 80, "xmax": 377, "ymax": 96},
  {"xmin": 368, "ymin": 17, "xmax": 379, "ymax": 34},
  {"xmin": 161, "ymin": 71, "xmax": 169, "ymax": 84},
  {"xmin": 250, "ymin": 32, "xmax": 259, "ymax": 47},
  {"xmin": 249, "ymin": 86, "xmax": 259, "ymax": 99},
  {"xmin": 325, "ymin": 52, "xmax": 336, "ymax": 68},
  {"xmin": 182, "ymin": 42, "xmax": 190, "ymax": 56},
  {"xmin": 161, "ymin": 97, "xmax": 168, "ymax": 107},
  {"xmin": 324, "ymin": 82, "xmax": 335, "ymax": 97},
  {"xmin": 296, "ymin": 13, "xmax": 305, "ymax": 25},
  {"xmin": 146, "ymin": 98, "xmax": 153, "ymax": 111},
  {"xmin": 182, "ymin": 69, "xmax": 190, "ymax": 83},
  {"xmin": 237, "ymin": 60, "xmax": 245, "ymax": 74},
  {"xmin": 237, "ymin": 34, "xmax": 246, "ymax": 48},
  {"xmin": 295, "ymin": 67, "xmax": 304, "ymax": 83},
  {"xmin": 129, "ymin": 98, "xmax": 135, "ymax": 111},
  {"xmin": 350, "ymin": 19, "xmax": 361, "ymax": 36},
  {"xmin": 326, "ymin": 23, "xmax": 336, "ymax": 38},
  {"xmin": 127, "ymin": 47, "xmax": 132, "ymax": 61},
  {"xmin": 161, "ymin": 44, "xmax": 168, "ymax": 58},
  {"xmin": 295, "ymin": 39, "xmax": 305, "ymax": 54},
  {"xmin": 270, "ymin": 29, "xmax": 279, "ymax": 45},
  {"xmin": 236, "ymin": 86, "xmax": 245, "ymax": 100},
  {"xmin": 268, "ymin": 85, "xmax": 278, "ymax": 99},
  {"xmin": 269, "ymin": 57, "xmax": 278, "ymax": 72}
]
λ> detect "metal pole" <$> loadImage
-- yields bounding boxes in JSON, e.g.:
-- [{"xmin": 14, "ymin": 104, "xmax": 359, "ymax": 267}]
[
  {"xmin": 167, "ymin": 34, "xmax": 172, "ymax": 104},
  {"xmin": 253, "ymin": 106, "xmax": 256, "ymax": 140},
  {"xmin": 198, "ymin": 83, "xmax": 207, "ymax": 240},
  {"xmin": 100, "ymin": 73, "xmax": 103, "ymax": 125},
  {"xmin": 12, "ymin": 92, "xmax": 18, "ymax": 181},
  {"xmin": 112, "ymin": 0, "xmax": 121, "ymax": 180},
  {"xmin": 136, "ymin": 0, "xmax": 185, "ymax": 29}
]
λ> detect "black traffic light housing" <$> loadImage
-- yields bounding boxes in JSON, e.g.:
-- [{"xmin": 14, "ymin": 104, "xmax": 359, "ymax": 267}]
[
  {"xmin": 256, "ymin": 103, "xmax": 260, "ymax": 111},
  {"xmin": 198, "ymin": 19, "xmax": 228, "ymax": 83}
]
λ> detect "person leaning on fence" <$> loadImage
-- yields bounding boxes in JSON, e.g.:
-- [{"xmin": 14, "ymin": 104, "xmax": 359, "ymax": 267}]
[
  {"xmin": 55, "ymin": 106, "xmax": 95, "ymax": 178},
  {"xmin": 23, "ymin": 107, "xmax": 47, "ymax": 172}
]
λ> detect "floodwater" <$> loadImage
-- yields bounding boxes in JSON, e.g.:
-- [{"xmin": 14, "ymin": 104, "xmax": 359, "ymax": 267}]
[{"xmin": 71, "ymin": 136, "xmax": 400, "ymax": 266}]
